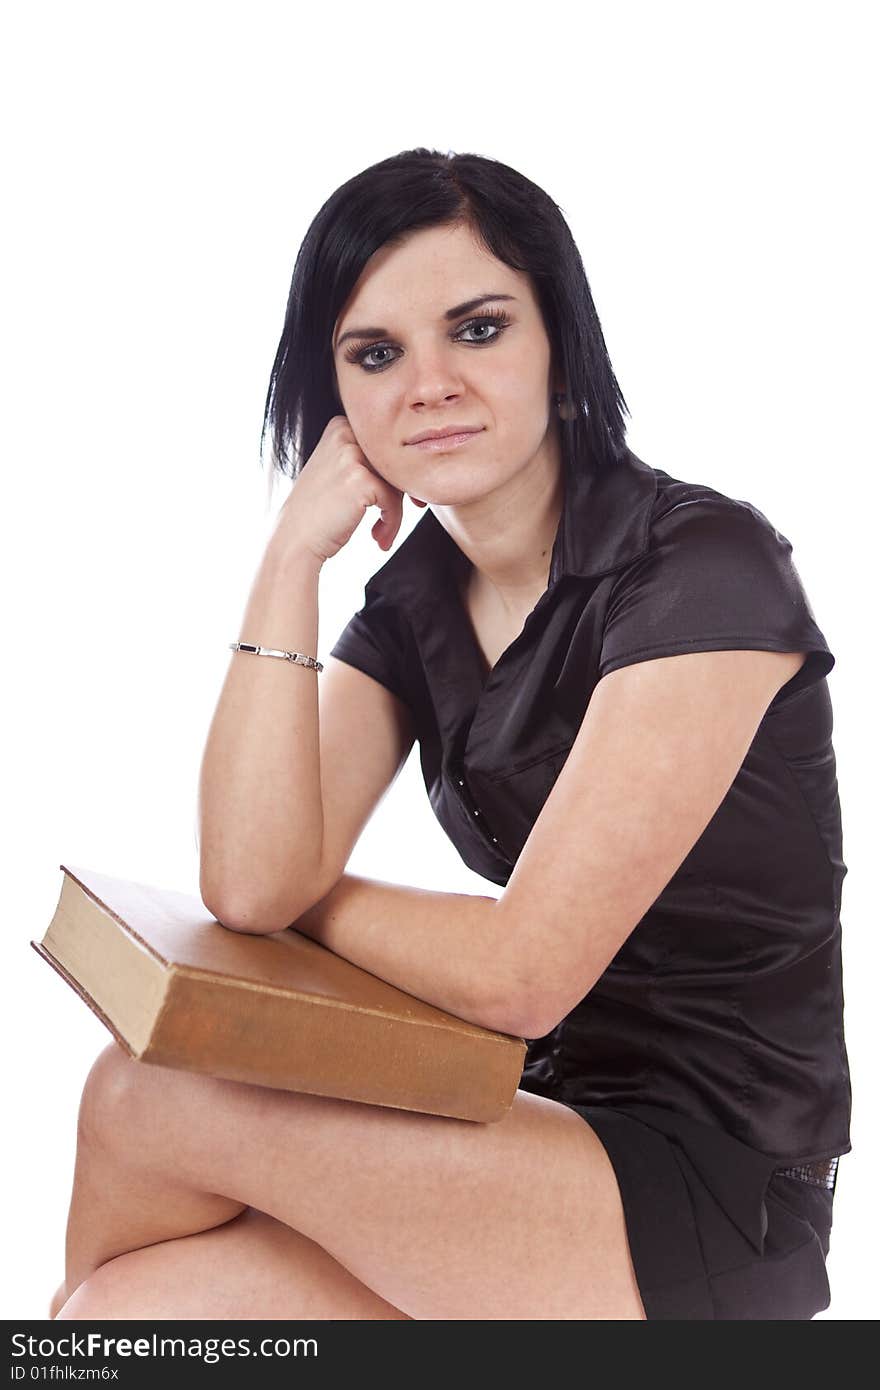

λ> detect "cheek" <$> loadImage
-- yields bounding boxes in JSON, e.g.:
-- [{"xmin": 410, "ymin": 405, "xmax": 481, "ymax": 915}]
[
  {"xmin": 341, "ymin": 387, "xmax": 390, "ymax": 443},
  {"xmin": 487, "ymin": 361, "xmax": 551, "ymax": 436},
  {"xmin": 490, "ymin": 339, "xmax": 550, "ymax": 404},
  {"xmin": 344, "ymin": 397, "xmax": 408, "ymax": 481}
]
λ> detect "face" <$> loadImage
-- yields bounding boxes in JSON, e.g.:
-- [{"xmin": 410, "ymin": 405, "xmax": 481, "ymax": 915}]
[{"xmin": 331, "ymin": 221, "xmax": 563, "ymax": 507}]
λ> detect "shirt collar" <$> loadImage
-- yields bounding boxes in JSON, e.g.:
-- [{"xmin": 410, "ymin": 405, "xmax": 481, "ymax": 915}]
[{"xmin": 364, "ymin": 443, "xmax": 659, "ymax": 604}]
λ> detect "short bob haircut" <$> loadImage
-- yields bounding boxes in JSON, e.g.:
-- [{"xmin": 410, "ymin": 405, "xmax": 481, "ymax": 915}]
[{"xmin": 260, "ymin": 147, "xmax": 630, "ymax": 485}]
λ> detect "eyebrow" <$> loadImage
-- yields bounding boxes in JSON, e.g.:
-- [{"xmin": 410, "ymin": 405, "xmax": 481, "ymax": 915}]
[{"xmin": 334, "ymin": 293, "xmax": 517, "ymax": 351}]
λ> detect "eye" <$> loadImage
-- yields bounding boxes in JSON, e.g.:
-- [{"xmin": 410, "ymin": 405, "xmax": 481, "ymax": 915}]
[
  {"xmin": 344, "ymin": 310, "xmax": 513, "ymax": 373},
  {"xmin": 354, "ymin": 344, "xmax": 396, "ymax": 371},
  {"xmin": 457, "ymin": 312, "xmax": 511, "ymax": 344}
]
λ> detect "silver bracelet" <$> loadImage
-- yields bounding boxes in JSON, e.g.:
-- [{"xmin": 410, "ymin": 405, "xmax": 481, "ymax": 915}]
[{"xmin": 229, "ymin": 641, "xmax": 323, "ymax": 672}]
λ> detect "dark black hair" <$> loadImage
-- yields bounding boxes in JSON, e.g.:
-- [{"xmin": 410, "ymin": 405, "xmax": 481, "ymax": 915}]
[{"xmin": 260, "ymin": 147, "xmax": 630, "ymax": 481}]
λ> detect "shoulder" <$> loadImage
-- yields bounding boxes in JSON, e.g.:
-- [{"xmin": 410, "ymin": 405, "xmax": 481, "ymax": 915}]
[
  {"xmin": 338, "ymin": 585, "xmax": 411, "ymax": 643},
  {"xmin": 648, "ymin": 469, "xmax": 791, "ymax": 547},
  {"xmin": 629, "ymin": 470, "xmax": 801, "ymax": 587}
]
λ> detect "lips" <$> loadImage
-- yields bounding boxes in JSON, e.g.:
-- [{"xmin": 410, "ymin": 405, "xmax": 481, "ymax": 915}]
[{"xmin": 406, "ymin": 426, "xmax": 483, "ymax": 445}]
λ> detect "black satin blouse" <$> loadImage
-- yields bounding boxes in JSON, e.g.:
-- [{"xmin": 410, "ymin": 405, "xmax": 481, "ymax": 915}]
[{"xmin": 328, "ymin": 443, "xmax": 852, "ymax": 1178}]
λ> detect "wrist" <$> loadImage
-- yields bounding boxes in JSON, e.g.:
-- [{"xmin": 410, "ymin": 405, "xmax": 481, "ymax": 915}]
[{"xmin": 264, "ymin": 530, "xmax": 326, "ymax": 579}]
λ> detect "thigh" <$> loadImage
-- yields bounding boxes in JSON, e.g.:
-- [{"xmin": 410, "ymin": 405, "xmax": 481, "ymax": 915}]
[
  {"xmin": 57, "ymin": 1207, "xmax": 412, "ymax": 1321},
  {"xmin": 83, "ymin": 1042, "xmax": 645, "ymax": 1320}
]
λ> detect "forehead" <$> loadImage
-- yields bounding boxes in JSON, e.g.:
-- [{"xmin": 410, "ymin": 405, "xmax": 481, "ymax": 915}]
[{"xmin": 333, "ymin": 222, "xmax": 533, "ymax": 334}]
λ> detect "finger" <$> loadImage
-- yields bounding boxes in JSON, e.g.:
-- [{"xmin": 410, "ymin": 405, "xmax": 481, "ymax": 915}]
[{"xmin": 371, "ymin": 491, "xmax": 404, "ymax": 550}]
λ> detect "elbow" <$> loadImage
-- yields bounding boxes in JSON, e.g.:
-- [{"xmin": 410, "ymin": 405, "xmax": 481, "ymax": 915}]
[
  {"xmin": 512, "ymin": 981, "xmax": 599, "ymax": 1042},
  {"xmin": 481, "ymin": 981, "xmax": 549, "ymax": 1042},
  {"xmin": 513, "ymin": 1005, "xmax": 560, "ymax": 1043},
  {"xmin": 197, "ymin": 825, "xmax": 330, "ymax": 937},
  {"xmin": 202, "ymin": 899, "xmax": 289, "ymax": 935},
  {"xmin": 201, "ymin": 864, "xmax": 335, "ymax": 937},
  {"xmin": 497, "ymin": 1002, "xmax": 551, "ymax": 1042},
  {"xmin": 481, "ymin": 918, "xmax": 552, "ymax": 1039},
  {"xmin": 489, "ymin": 901, "xmax": 602, "ymax": 1040},
  {"xmin": 201, "ymin": 889, "xmax": 310, "ymax": 936},
  {"xmin": 491, "ymin": 970, "xmax": 592, "ymax": 1043}
]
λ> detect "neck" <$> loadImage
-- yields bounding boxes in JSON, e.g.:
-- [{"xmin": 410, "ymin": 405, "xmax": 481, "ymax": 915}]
[{"xmin": 433, "ymin": 435, "xmax": 565, "ymax": 619}]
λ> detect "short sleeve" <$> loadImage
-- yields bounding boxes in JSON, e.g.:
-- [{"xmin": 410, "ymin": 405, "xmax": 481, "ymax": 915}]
[
  {"xmin": 328, "ymin": 589, "xmax": 413, "ymax": 706},
  {"xmin": 598, "ymin": 498, "xmax": 835, "ymax": 705}
]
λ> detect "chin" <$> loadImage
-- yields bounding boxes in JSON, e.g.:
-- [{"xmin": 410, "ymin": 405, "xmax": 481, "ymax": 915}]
[
  {"xmin": 407, "ymin": 456, "xmax": 510, "ymax": 505},
  {"xmin": 409, "ymin": 478, "xmax": 492, "ymax": 510}
]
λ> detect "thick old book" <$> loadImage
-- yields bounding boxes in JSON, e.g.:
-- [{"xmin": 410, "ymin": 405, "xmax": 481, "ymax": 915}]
[{"xmin": 30, "ymin": 864, "xmax": 526, "ymax": 1124}]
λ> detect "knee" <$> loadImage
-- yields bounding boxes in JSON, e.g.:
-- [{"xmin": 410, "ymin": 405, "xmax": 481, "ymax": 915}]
[
  {"xmin": 77, "ymin": 1041, "xmax": 146, "ymax": 1153},
  {"xmin": 53, "ymin": 1263, "xmax": 126, "ymax": 1321}
]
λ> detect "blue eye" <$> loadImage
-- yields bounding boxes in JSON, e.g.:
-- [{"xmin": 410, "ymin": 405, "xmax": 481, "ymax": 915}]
[{"xmin": 344, "ymin": 310, "xmax": 512, "ymax": 373}]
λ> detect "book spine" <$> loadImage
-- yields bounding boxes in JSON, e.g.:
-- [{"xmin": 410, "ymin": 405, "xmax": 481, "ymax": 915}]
[{"xmin": 143, "ymin": 970, "xmax": 525, "ymax": 1123}]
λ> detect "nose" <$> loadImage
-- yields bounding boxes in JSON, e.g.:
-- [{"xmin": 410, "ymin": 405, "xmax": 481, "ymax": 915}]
[{"xmin": 403, "ymin": 341, "xmax": 466, "ymax": 410}]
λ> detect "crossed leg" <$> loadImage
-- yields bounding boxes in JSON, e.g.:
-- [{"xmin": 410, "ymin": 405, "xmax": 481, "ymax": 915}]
[
  {"xmin": 54, "ymin": 1040, "xmax": 646, "ymax": 1321},
  {"xmin": 54, "ymin": 1207, "xmax": 413, "ymax": 1319}
]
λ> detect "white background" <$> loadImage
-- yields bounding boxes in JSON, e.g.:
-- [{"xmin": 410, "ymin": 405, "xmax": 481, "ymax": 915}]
[{"xmin": 3, "ymin": 0, "xmax": 876, "ymax": 1321}]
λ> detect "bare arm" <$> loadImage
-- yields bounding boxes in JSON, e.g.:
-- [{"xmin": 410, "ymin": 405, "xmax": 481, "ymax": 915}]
[
  {"xmin": 289, "ymin": 648, "xmax": 808, "ymax": 1039},
  {"xmin": 197, "ymin": 534, "xmax": 326, "ymax": 926},
  {"xmin": 197, "ymin": 414, "xmax": 413, "ymax": 929},
  {"xmin": 292, "ymin": 874, "xmax": 512, "ymax": 1035}
]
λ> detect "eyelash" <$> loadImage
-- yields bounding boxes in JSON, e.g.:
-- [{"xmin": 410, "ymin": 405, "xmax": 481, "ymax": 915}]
[{"xmin": 343, "ymin": 310, "xmax": 513, "ymax": 372}]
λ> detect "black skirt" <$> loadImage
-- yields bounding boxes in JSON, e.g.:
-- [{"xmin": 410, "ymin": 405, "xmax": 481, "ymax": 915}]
[{"xmin": 563, "ymin": 1101, "xmax": 837, "ymax": 1320}]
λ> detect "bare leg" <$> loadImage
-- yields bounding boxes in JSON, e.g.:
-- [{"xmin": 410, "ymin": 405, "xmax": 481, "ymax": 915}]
[
  {"xmin": 56, "ymin": 1206, "xmax": 411, "ymax": 1320},
  {"xmin": 60, "ymin": 1041, "xmax": 644, "ymax": 1320}
]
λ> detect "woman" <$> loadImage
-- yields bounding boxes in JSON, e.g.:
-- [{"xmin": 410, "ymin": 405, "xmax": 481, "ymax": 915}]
[{"xmin": 51, "ymin": 148, "xmax": 851, "ymax": 1320}]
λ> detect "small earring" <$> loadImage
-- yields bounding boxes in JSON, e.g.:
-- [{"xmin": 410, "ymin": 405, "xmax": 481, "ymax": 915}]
[{"xmin": 554, "ymin": 392, "xmax": 578, "ymax": 421}]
